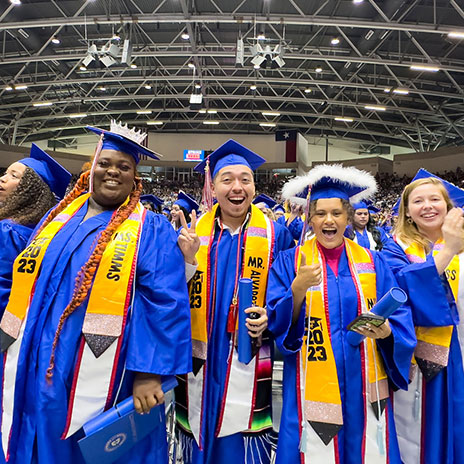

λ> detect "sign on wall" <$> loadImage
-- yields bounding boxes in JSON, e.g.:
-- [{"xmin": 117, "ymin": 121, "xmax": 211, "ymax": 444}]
[{"xmin": 183, "ymin": 149, "xmax": 205, "ymax": 161}]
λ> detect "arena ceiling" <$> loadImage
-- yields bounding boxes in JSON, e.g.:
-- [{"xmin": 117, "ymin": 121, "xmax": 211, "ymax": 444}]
[{"xmin": 0, "ymin": 0, "xmax": 463, "ymax": 153}]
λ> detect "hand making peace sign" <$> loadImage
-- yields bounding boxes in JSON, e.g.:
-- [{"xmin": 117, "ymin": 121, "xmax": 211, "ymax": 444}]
[{"xmin": 177, "ymin": 209, "xmax": 200, "ymax": 265}]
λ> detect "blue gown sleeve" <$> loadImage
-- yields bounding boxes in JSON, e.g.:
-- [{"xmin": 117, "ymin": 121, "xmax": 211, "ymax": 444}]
[
  {"xmin": 0, "ymin": 220, "xmax": 33, "ymax": 315},
  {"xmin": 267, "ymin": 248, "xmax": 306, "ymax": 355},
  {"xmin": 372, "ymin": 251, "xmax": 416, "ymax": 390},
  {"xmin": 286, "ymin": 216, "xmax": 304, "ymax": 241},
  {"xmin": 381, "ymin": 238, "xmax": 456, "ymax": 327},
  {"xmin": 273, "ymin": 221, "xmax": 295, "ymax": 255},
  {"xmin": 126, "ymin": 212, "xmax": 192, "ymax": 375},
  {"xmin": 377, "ymin": 227, "xmax": 389, "ymax": 244}
]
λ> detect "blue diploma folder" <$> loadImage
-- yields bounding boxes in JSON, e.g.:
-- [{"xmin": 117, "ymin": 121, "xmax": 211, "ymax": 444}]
[{"xmin": 78, "ymin": 376, "xmax": 177, "ymax": 464}]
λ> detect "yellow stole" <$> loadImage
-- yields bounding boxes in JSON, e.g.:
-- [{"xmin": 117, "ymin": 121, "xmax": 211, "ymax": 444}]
[
  {"xmin": 296, "ymin": 237, "xmax": 388, "ymax": 445},
  {"xmin": 190, "ymin": 203, "xmax": 272, "ymax": 366},
  {"xmin": 181, "ymin": 204, "xmax": 274, "ymax": 444},
  {"xmin": 0, "ymin": 193, "xmax": 145, "ymax": 357},
  {"xmin": 402, "ymin": 239, "xmax": 455, "ymax": 380}
]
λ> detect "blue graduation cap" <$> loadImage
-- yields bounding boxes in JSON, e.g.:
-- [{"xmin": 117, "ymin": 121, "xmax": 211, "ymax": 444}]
[
  {"xmin": 174, "ymin": 191, "xmax": 199, "ymax": 214},
  {"xmin": 253, "ymin": 194, "xmax": 277, "ymax": 209},
  {"xmin": 353, "ymin": 200, "xmax": 380, "ymax": 214},
  {"xmin": 282, "ymin": 165, "xmax": 377, "ymax": 205},
  {"xmin": 87, "ymin": 121, "xmax": 161, "ymax": 164},
  {"xmin": 18, "ymin": 143, "xmax": 71, "ymax": 199},
  {"xmin": 194, "ymin": 139, "xmax": 265, "ymax": 178},
  {"xmin": 140, "ymin": 194, "xmax": 163, "ymax": 209},
  {"xmin": 162, "ymin": 207, "xmax": 170, "ymax": 215},
  {"xmin": 273, "ymin": 204, "xmax": 285, "ymax": 214},
  {"xmin": 393, "ymin": 168, "xmax": 464, "ymax": 216}
]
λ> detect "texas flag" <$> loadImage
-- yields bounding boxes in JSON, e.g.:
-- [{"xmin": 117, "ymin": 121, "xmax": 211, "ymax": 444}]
[{"xmin": 275, "ymin": 130, "xmax": 298, "ymax": 162}]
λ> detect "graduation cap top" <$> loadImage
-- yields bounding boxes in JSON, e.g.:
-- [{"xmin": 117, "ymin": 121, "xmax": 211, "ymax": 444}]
[
  {"xmin": 353, "ymin": 200, "xmax": 380, "ymax": 214},
  {"xmin": 18, "ymin": 143, "xmax": 72, "ymax": 199},
  {"xmin": 253, "ymin": 194, "xmax": 277, "ymax": 209},
  {"xmin": 392, "ymin": 168, "xmax": 464, "ymax": 216},
  {"xmin": 140, "ymin": 194, "xmax": 163, "ymax": 209},
  {"xmin": 194, "ymin": 139, "xmax": 265, "ymax": 178},
  {"xmin": 87, "ymin": 120, "xmax": 161, "ymax": 164},
  {"xmin": 282, "ymin": 164, "xmax": 377, "ymax": 205},
  {"xmin": 174, "ymin": 191, "xmax": 200, "ymax": 213},
  {"xmin": 273, "ymin": 204, "xmax": 285, "ymax": 214}
]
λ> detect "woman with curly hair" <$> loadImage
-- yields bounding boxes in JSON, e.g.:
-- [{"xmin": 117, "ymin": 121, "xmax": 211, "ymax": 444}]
[
  {"xmin": 0, "ymin": 122, "xmax": 192, "ymax": 464},
  {"xmin": 0, "ymin": 144, "xmax": 70, "ymax": 315}
]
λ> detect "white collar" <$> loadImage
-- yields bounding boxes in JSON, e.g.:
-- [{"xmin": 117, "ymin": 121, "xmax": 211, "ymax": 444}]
[{"xmin": 215, "ymin": 212, "xmax": 251, "ymax": 236}]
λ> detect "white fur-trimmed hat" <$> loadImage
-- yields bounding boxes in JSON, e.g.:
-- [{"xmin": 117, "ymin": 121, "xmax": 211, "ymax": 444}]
[{"xmin": 282, "ymin": 164, "xmax": 377, "ymax": 206}]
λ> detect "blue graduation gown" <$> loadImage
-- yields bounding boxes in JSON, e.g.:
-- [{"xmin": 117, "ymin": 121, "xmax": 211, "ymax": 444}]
[
  {"xmin": 344, "ymin": 225, "xmax": 389, "ymax": 250},
  {"xmin": 5, "ymin": 201, "xmax": 192, "ymax": 464},
  {"xmin": 0, "ymin": 220, "xmax": 34, "ymax": 464},
  {"xmin": 180, "ymin": 221, "xmax": 293, "ymax": 464},
  {"xmin": 0, "ymin": 220, "xmax": 34, "ymax": 315},
  {"xmin": 277, "ymin": 215, "xmax": 303, "ymax": 241},
  {"xmin": 382, "ymin": 239, "xmax": 464, "ymax": 464},
  {"xmin": 267, "ymin": 245, "xmax": 416, "ymax": 464}
]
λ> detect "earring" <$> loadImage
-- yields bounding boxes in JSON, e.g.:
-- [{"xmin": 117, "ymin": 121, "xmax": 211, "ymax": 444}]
[{"xmin": 407, "ymin": 217, "xmax": 413, "ymax": 225}]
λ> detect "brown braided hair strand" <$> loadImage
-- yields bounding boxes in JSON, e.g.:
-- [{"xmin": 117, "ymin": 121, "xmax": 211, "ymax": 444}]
[{"xmin": 44, "ymin": 173, "xmax": 143, "ymax": 381}]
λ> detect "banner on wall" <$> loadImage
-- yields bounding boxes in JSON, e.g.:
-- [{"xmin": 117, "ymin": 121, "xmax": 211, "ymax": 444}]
[{"xmin": 183, "ymin": 149, "xmax": 205, "ymax": 162}]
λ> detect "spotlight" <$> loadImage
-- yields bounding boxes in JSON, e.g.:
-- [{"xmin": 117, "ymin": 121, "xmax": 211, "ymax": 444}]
[
  {"xmin": 315, "ymin": 67, "xmax": 323, "ymax": 73},
  {"xmin": 82, "ymin": 54, "xmax": 95, "ymax": 68},
  {"xmin": 272, "ymin": 55, "xmax": 285, "ymax": 68},
  {"xmin": 51, "ymin": 37, "xmax": 60, "ymax": 45},
  {"xmin": 331, "ymin": 38, "xmax": 340, "ymax": 45},
  {"xmin": 251, "ymin": 55, "xmax": 266, "ymax": 67},
  {"xmin": 181, "ymin": 32, "xmax": 190, "ymax": 40},
  {"xmin": 100, "ymin": 54, "xmax": 117, "ymax": 67}
]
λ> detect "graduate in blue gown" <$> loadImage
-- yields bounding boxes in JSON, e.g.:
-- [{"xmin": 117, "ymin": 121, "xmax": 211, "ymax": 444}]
[
  {"xmin": 0, "ymin": 122, "xmax": 191, "ymax": 464},
  {"xmin": 175, "ymin": 140, "xmax": 294, "ymax": 464},
  {"xmin": 0, "ymin": 144, "xmax": 71, "ymax": 314},
  {"xmin": 267, "ymin": 165, "xmax": 415, "ymax": 464},
  {"xmin": 344, "ymin": 201, "xmax": 388, "ymax": 251},
  {"xmin": 381, "ymin": 169, "xmax": 464, "ymax": 464},
  {"xmin": 276, "ymin": 200, "xmax": 304, "ymax": 241},
  {"xmin": 170, "ymin": 191, "xmax": 199, "ymax": 231},
  {"xmin": 0, "ymin": 145, "xmax": 71, "ymax": 464}
]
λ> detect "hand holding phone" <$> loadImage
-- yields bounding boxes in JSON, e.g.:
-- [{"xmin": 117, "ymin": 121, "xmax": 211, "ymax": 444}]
[{"xmin": 347, "ymin": 313, "xmax": 385, "ymax": 332}]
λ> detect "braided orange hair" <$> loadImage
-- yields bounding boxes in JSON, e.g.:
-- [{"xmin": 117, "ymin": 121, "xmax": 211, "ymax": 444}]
[{"xmin": 43, "ymin": 170, "xmax": 143, "ymax": 381}]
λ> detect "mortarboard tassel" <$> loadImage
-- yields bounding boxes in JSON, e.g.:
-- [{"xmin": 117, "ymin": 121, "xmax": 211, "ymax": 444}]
[
  {"xmin": 88, "ymin": 134, "xmax": 104, "ymax": 193},
  {"xmin": 201, "ymin": 158, "xmax": 214, "ymax": 212}
]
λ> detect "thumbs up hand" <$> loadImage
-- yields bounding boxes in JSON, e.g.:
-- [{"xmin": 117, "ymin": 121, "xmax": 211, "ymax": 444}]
[{"xmin": 291, "ymin": 251, "xmax": 322, "ymax": 295}]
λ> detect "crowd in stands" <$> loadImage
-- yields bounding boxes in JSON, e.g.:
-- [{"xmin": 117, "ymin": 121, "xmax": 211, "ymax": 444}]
[{"xmin": 137, "ymin": 166, "xmax": 464, "ymax": 215}]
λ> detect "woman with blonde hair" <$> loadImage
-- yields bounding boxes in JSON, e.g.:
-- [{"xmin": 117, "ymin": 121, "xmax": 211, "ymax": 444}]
[{"xmin": 382, "ymin": 169, "xmax": 464, "ymax": 464}]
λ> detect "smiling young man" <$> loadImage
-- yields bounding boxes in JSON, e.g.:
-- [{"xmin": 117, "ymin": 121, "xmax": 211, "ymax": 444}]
[
  {"xmin": 266, "ymin": 164, "xmax": 415, "ymax": 464},
  {"xmin": 175, "ymin": 139, "xmax": 294, "ymax": 464}
]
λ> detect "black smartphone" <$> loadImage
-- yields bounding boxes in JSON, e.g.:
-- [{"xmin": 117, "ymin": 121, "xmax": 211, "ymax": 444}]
[{"xmin": 347, "ymin": 313, "xmax": 385, "ymax": 332}]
